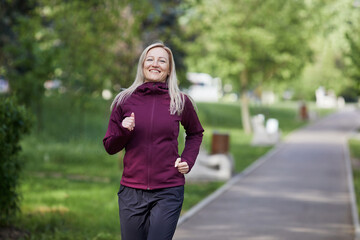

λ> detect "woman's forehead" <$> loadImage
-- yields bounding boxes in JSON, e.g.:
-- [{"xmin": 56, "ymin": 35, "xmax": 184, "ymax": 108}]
[{"xmin": 146, "ymin": 47, "xmax": 169, "ymax": 59}]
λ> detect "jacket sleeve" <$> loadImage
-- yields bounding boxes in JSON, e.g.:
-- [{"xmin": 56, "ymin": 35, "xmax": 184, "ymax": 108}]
[
  {"xmin": 103, "ymin": 105, "xmax": 132, "ymax": 155},
  {"xmin": 180, "ymin": 95, "xmax": 204, "ymax": 172}
]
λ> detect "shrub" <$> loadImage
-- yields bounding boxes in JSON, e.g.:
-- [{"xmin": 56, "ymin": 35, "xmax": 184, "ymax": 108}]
[{"xmin": 0, "ymin": 97, "xmax": 32, "ymax": 224}]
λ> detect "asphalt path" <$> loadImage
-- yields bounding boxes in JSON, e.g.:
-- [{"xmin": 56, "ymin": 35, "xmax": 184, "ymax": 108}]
[{"xmin": 174, "ymin": 107, "xmax": 360, "ymax": 240}]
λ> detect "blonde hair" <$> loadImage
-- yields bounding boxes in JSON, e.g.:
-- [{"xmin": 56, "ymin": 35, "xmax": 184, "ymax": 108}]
[{"xmin": 110, "ymin": 42, "xmax": 185, "ymax": 115}]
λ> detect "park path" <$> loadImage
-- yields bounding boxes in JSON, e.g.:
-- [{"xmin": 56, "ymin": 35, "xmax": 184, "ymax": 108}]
[{"xmin": 174, "ymin": 107, "xmax": 360, "ymax": 240}]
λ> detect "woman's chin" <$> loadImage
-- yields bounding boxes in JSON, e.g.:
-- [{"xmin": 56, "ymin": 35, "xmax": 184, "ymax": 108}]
[{"xmin": 145, "ymin": 79, "xmax": 166, "ymax": 83}]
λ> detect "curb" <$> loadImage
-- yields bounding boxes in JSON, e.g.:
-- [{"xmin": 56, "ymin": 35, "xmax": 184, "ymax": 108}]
[
  {"xmin": 177, "ymin": 142, "xmax": 285, "ymax": 226},
  {"xmin": 345, "ymin": 132, "xmax": 360, "ymax": 240}
]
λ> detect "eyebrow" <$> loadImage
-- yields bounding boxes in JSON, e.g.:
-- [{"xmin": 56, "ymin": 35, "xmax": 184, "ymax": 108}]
[{"xmin": 146, "ymin": 56, "xmax": 168, "ymax": 60}]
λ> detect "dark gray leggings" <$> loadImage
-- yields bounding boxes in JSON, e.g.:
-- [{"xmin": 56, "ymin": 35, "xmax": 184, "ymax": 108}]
[{"xmin": 118, "ymin": 185, "xmax": 184, "ymax": 240}]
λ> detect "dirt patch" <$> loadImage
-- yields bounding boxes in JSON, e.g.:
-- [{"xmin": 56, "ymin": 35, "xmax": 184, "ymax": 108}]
[{"xmin": 0, "ymin": 226, "xmax": 30, "ymax": 240}]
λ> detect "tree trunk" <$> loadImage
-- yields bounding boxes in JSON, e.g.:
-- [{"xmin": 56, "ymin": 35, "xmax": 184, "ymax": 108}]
[{"xmin": 240, "ymin": 68, "xmax": 252, "ymax": 134}]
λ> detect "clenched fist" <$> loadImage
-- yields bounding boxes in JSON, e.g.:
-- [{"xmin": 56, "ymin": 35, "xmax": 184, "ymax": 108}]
[
  {"xmin": 175, "ymin": 158, "xmax": 189, "ymax": 174},
  {"xmin": 122, "ymin": 112, "xmax": 135, "ymax": 131}
]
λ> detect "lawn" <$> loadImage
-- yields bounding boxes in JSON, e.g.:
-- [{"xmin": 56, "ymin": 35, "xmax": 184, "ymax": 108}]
[
  {"xmin": 349, "ymin": 138, "xmax": 360, "ymax": 220},
  {"xmin": 10, "ymin": 95, "xmax": 331, "ymax": 239}
]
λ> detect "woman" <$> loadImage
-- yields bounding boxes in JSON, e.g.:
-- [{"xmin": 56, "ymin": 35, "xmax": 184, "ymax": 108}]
[{"xmin": 103, "ymin": 42, "xmax": 204, "ymax": 240}]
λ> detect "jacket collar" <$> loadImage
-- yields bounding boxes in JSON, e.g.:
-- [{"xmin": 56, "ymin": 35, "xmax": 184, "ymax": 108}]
[{"xmin": 135, "ymin": 82, "xmax": 169, "ymax": 95}]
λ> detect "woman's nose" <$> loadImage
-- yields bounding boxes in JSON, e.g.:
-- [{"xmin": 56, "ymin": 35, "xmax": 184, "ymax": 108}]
[{"xmin": 152, "ymin": 60, "xmax": 159, "ymax": 67}]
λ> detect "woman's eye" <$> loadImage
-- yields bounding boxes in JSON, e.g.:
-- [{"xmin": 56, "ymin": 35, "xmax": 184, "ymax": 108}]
[
  {"xmin": 160, "ymin": 60, "xmax": 166, "ymax": 63},
  {"xmin": 146, "ymin": 59, "xmax": 153, "ymax": 61}
]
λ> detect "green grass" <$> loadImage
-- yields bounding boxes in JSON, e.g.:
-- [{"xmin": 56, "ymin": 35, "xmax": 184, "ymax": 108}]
[
  {"xmin": 10, "ymin": 95, "xmax": 332, "ymax": 239},
  {"xmin": 349, "ymin": 138, "xmax": 360, "ymax": 220}
]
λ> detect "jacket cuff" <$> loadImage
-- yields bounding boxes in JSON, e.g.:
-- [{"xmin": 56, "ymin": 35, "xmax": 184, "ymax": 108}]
[{"xmin": 119, "ymin": 123, "xmax": 133, "ymax": 136}]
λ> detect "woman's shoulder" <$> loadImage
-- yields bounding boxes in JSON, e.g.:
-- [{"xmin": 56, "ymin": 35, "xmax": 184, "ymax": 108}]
[
  {"xmin": 180, "ymin": 93, "xmax": 197, "ymax": 112},
  {"xmin": 181, "ymin": 93, "xmax": 194, "ymax": 104}
]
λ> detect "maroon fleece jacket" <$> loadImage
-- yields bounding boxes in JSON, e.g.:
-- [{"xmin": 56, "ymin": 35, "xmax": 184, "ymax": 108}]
[{"xmin": 103, "ymin": 82, "xmax": 204, "ymax": 190}]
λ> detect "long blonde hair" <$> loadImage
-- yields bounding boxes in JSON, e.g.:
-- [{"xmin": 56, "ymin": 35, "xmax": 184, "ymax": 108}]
[{"xmin": 110, "ymin": 42, "xmax": 185, "ymax": 115}]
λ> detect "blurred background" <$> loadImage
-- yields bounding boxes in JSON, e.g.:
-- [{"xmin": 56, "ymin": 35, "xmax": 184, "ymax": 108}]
[{"xmin": 1, "ymin": 0, "xmax": 360, "ymax": 239}]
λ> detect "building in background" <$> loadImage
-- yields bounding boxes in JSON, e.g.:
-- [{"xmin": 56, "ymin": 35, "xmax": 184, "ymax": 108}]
[{"xmin": 186, "ymin": 72, "xmax": 222, "ymax": 102}]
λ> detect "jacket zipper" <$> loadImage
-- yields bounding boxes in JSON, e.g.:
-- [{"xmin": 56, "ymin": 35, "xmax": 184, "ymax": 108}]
[{"xmin": 147, "ymin": 93, "xmax": 156, "ymax": 190}]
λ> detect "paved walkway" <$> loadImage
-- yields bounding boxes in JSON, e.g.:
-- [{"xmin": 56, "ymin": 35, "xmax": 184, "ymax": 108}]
[{"xmin": 174, "ymin": 107, "xmax": 360, "ymax": 240}]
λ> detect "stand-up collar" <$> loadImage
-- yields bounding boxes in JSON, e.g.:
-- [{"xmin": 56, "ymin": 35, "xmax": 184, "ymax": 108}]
[{"xmin": 135, "ymin": 82, "xmax": 169, "ymax": 95}]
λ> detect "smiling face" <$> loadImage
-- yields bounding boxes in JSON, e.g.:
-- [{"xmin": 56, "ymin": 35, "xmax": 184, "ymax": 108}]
[{"xmin": 143, "ymin": 47, "xmax": 170, "ymax": 83}]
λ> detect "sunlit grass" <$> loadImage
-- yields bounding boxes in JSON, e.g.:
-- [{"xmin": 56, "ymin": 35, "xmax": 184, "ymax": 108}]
[{"xmin": 349, "ymin": 138, "xmax": 360, "ymax": 220}]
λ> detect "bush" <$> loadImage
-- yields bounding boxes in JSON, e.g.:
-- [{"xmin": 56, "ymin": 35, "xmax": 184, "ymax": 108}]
[
  {"xmin": 340, "ymin": 86, "xmax": 359, "ymax": 103},
  {"xmin": 0, "ymin": 97, "xmax": 32, "ymax": 224}
]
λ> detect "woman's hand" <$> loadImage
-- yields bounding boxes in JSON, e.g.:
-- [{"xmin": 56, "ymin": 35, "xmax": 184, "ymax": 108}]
[
  {"xmin": 122, "ymin": 112, "xmax": 135, "ymax": 131},
  {"xmin": 174, "ymin": 158, "xmax": 189, "ymax": 174}
]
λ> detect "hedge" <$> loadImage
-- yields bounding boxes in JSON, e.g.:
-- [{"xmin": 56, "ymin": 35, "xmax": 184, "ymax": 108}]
[{"xmin": 0, "ymin": 97, "xmax": 31, "ymax": 224}]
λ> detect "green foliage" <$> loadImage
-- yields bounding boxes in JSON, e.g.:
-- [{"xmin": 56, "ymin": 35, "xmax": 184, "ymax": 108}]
[
  {"xmin": 340, "ymin": 86, "xmax": 359, "ymax": 102},
  {"xmin": 182, "ymin": 0, "xmax": 319, "ymax": 90},
  {"xmin": 2, "ymin": 0, "xmax": 190, "ymax": 138},
  {"xmin": 5, "ymin": 0, "xmax": 188, "ymax": 96},
  {"xmin": 0, "ymin": 0, "xmax": 38, "ymax": 70},
  {"xmin": 181, "ymin": 0, "xmax": 324, "ymax": 132},
  {"xmin": 6, "ymin": 14, "xmax": 56, "ymax": 113},
  {"xmin": 349, "ymin": 138, "xmax": 360, "ymax": 160},
  {"xmin": 0, "ymin": 97, "xmax": 32, "ymax": 224},
  {"xmin": 49, "ymin": 0, "xmax": 143, "ymax": 93},
  {"xmin": 1, "ymin": 0, "xmax": 57, "ymax": 134},
  {"xmin": 1, "ymin": 0, "xmax": 52, "ymax": 114},
  {"xmin": 345, "ymin": 12, "xmax": 360, "ymax": 94},
  {"xmin": 292, "ymin": 0, "xmax": 356, "ymax": 100}
]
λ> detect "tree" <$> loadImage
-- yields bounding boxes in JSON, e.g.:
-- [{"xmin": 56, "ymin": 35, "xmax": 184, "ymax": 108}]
[
  {"xmin": 183, "ymin": 0, "xmax": 324, "ymax": 133},
  {"xmin": 289, "ymin": 0, "xmax": 355, "ymax": 101},
  {"xmin": 0, "ymin": 0, "xmax": 37, "ymax": 72},
  {"xmin": 345, "ymin": 6, "xmax": 360, "ymax": 94},
  {"xmin": 1, "ymin": 0, "xmax": 58, "ymax": 131},
  {"xmin": 2, "ymin": 0, "xmax": 189, "ymax": 138},
  {"xmin": 6, "ymin": 16, "xmax": 56, "ymax": 130}
]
